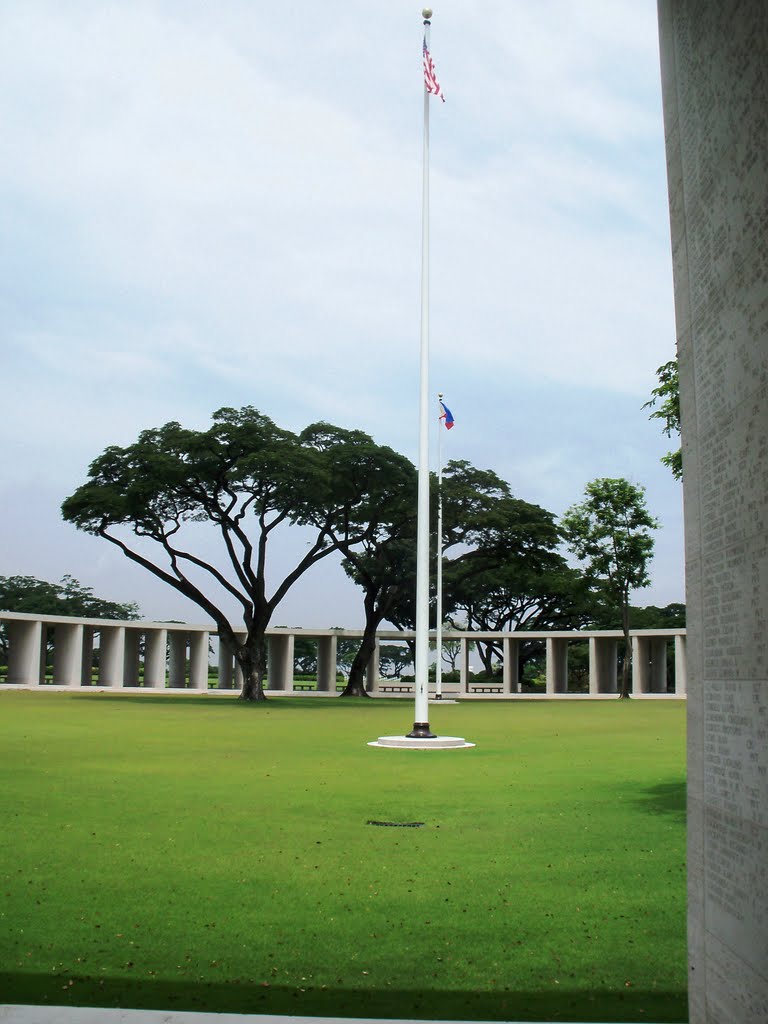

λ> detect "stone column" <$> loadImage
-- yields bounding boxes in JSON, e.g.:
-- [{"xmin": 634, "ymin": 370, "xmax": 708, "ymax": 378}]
[
  {"xmin": 123, "ymin": 630, "xmax": 141, "ymax": 687},
  {"xmin": 6, "ymin": 619, "xmax": 44, "ymax": 686},
  {"xmin": 459, "ymin": 638, "xmax": 470, "ymax": 694},
  {"xmin": 98, "ymin": 626, "xmax": 125, "ymax": 687},
  {"xmin": 267, "ymin": 634, "xmax": 294, "ymax": 691},
  {"xmin": 40, "ymin": 627, "xmax": 50, "ymax": 683},
  {"xmin": 317, "ymin": 635, "xmax": 337, "ymax": 692},
  {"xmin": 189, "ymin": 632, "xmax": 209, "ymax": 690},
  {"xmin": 674, "ymin": 634, "xmax": 687, "ymax": 697},
  {"xmin": 658, "ymin": 3, "xmax": 768, "ymax": 1018},
  {"xmin": 168, "ymin": 632, "xmax": 188, "ymax": 688},
  {"xmin": 365, "ymin": 640, "xmax": 380, "ymax": 694},
  {"xmin": 143, "ymin": 629, "xmax": 167, "ymax": 688},
  {"xmin": 53, "ymin": 623, "xmax": 83, "ymax": 687},
  {"xmin": 632, "ymin": 636, "xmax": 651, "ymax": 695},
  {"xmin": 589, "ymin": 637, "xmax": 618, "ymax": 695},
  {"xmin": 545, "ymin": 637, "xmax": 568, "ymax": 694},
  {"xmin": 217, "ymin": 637, "xmax": 234, "ymax": 690},
  {"xmin": 650, "ymin": 637, "xmax": 669, "ymax": 693},
  {"xmin": 502, "ymin": 637, "xmax": 520, "ymax": 694},
  {"xmin": 81, "ymin": 628, "xmax": 95, "ymax": 687}
]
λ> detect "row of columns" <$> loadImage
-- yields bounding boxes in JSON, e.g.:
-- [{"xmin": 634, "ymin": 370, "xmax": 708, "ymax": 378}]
[
  {"xmin": 219, "ymin": 634, "xmax": 380, "ymax": 693},
  {"xmin": 5, "ymin": 619, "xmax": 210, "ymax": 689},
  {"xmin": 1, "ymin": 617, "xmax": 687, "ymax": 696},
  {"xmin": 544, "ymin": 635, "xmax": 687, "ymax": 696}
]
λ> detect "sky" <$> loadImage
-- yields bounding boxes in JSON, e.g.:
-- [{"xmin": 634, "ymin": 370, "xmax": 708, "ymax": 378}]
[{"xmin": 0, "ymin": 0, "xmax": 684, "ymax": 630}]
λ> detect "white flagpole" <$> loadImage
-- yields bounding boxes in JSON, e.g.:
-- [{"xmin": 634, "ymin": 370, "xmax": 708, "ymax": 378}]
[
  {"xmin": 409, "ymin": 7, "xmax": 436, "ymax": 738},
  {"xmin": 435, "ymin": 394, "xmax": 444, "ymax": 700}
]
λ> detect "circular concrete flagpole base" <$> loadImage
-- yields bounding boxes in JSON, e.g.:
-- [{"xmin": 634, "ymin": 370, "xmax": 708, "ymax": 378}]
[{"xmin": 368, "ymin": 735, "xmax": 475, "ymax": 749}]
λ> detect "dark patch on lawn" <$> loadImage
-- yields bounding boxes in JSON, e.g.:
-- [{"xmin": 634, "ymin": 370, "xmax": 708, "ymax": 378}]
[
  {"xmin": 367, "ymin": 820, "xmax": 425, "ymax": 828},
  {"xmin": 634, "ymin": 779, "xmax": 687, "ymax": 823},
  {"xmin": 0, "ymin": 970, "xmax": 688, "ymax": 1022}
]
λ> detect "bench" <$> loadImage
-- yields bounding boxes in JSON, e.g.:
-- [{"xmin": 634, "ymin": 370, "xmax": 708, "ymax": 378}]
[
  {"xmin": 469, "ymin": 683, "xmax": 503, "ymax": 694},
  {"xmin": 378, "ymin": 683, "xmax": 415, "ymax": 694},
  {"xmin": 293, "ymin": 682, "xmax": 315, "ymax": 691}
]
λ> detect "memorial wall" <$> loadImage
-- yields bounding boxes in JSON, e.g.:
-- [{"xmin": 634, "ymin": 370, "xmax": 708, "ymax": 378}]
[{"xmin": 657, "ymin": 2, "xmax": 768, "ymax": 1021}]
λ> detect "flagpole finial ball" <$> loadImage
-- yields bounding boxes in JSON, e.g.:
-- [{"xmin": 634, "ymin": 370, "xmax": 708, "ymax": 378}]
[{"xmin": 422, "ymin": 8, "xmax": 433, "ymax": 21}]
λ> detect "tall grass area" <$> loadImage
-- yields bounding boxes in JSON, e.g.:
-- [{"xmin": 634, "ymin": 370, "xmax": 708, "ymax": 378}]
[{"xmin": 0, "ymin": 692, "xmax": 687, "ymax": 1022}]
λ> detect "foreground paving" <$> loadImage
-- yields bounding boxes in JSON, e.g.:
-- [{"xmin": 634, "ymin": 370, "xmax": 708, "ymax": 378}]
[{"xmin": 0, "ymin": 1007, "xmax": 620, "ymax": 1024}]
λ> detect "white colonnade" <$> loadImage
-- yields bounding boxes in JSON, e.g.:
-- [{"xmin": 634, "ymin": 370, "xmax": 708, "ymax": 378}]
[{"xmin": 0, "ymin": 612, "xmax": 686, "ymax": 697}]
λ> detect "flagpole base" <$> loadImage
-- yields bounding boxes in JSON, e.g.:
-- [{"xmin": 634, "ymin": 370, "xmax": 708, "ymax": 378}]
[
  {"xmin": 407, "ymin": 722, "xmax": 436, "ymax": 739},
  {"xmin": 368, "ymin": 734, "xmax": 475, "ymax": 750}
]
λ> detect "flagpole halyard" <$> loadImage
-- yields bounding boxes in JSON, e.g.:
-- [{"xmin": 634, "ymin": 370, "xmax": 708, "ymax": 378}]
[{"xmin": 436, "ymin": 393, "xmax": 444, "ymax": 701}]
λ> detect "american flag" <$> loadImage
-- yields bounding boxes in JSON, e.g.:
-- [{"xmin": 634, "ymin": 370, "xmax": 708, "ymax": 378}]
[{"xmin": 423, "ymin": 38, "xmax": 445, "ymax": 102}]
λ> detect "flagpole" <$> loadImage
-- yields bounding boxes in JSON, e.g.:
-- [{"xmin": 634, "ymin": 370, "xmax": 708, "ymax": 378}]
[
  {"xmin": 435, "ymin": 393, "xmax": 444, "ymax": 700},
  {"xmin": 409, "ymin": 7, "xmax": 435, "ymax": 739},
  {"xmin": 367, "ymin": 11, "xmax": 472, "ymax": 750}
]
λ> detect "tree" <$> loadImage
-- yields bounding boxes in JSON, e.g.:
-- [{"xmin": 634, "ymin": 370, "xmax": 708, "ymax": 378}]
[
  {"xmin": 644, "ymin": 359, "xmax": 682, "ymax": 480},
  {"xmin": 0, "ymin": 574, "xmax": 140, "ymax": 620},
  {"xmin": 335, "ymin": 453, "xmax": 417, "ymax": 697},
  {"xmin": 440, "ymin": 461, "xmax": 594, "ymax": 676},
  {"xmin": 438, "ymin": 628, "xmax": 470, "ymax": 673},
  {"xmin": 292, "ymin": 636, "xmax": 318, "ymax": 676},
  {"xmin": 333, "ymin": 633, "xmax": 359, "ymax": 679},
  {"xmin": 0, "ymin": 575, "xmax": 141, "ymax": 663},
  {"xmin": 378, "ymin": 644, "xmax": 413, "ymax": 679},
  {"xmin": 62, "ymin": 407, "xmax": 407, "ymax": 702},
  {"xmin": 589, "ymin": 601, "xmax": 685, "ymax": 631},
  {"xmin": 561, "ymin": 478, "xmax": 659, "ymax": 698},
  {"xmin": 288, "ymin": 423, "xmax": 417, "ymax": 698}
]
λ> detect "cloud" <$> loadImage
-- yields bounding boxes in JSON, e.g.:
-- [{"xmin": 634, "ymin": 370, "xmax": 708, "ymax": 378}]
[{"xmin": 0, "ymin": 1, "xmax": 684, "ymax": 619}]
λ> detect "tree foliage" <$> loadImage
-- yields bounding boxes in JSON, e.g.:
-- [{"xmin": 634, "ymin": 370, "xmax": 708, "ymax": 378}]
[
  {"xmin": 62, "ymin": 407, "xmax": 411, "ymax": 701},
  {"xmin": 644, "ymin": 359, "xmax": 682, "ymax": 480},
  {"xmin": 0, "ymin": 575, "xmax": 140, "ymax": 621},
  {"xmin": 440, "ymin": 461, "xmax": 593, "ymax": 675},
  {"xmin": 589, "ymin": 601, "xmax": 685, "ymax": 631},
  {"xmin": 0, "ymin": 575, "xmax": 140, "ymax": 663},
  {"xmin": 336, "ymin": 453, "xmax": 417, "ymax": 696},
  {"xmin": 378, "ymin": 643, "xmax": 414, "ymax": 679},
  {"xmin": 562, "ymin": 478, "xmax": 659, "ymax": 697}
]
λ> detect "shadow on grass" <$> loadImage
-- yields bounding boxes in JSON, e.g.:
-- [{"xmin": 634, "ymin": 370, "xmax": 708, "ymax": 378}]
[
  {"xmin": 72, "ymin": 692, "xmax": 380, "ymax": 710},
  {"xmin": 0, "ymin": 971, "xmax": 687, "ymax": 1023},
  {"xmin": 632, "ymin": 779, "xmax": 687, "ymax": 824}
]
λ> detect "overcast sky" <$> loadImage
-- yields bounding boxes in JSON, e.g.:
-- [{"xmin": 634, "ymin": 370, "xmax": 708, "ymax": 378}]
[{"xmin": 0, "ymin": 0, "xmax": 683, "ymax": 629}]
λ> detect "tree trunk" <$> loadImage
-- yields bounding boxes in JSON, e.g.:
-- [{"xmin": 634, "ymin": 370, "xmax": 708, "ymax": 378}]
[
  {"xmin": 237, "ymin": 630, "xmax": 268, "ymax": 702},
  {"xmin": 340, "ymin": 629, "xmax": 376, "ymax": 697},
  {"xmin": 477, "ymin": 640, "xmax": 496, "ymax": 676},
  {"xmin": 340, "ymin": 586, "xmax": 385, "ymax": 698},
  {"xmin": 619, "ymin": 600, "xmax": 631, "ymax": 699}
]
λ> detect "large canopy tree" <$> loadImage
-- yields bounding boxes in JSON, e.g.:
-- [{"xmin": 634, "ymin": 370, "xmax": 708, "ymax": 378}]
[
  {"xmin": 340, "ymin": 533, "xmax": 417, "ymax": 696},
  {"xmin": 562, "ymin": 477, "xmax": 659, "ymax": 698},
  {"xmin": 440, "ymin": 461, "xmax": 592, "ymax": 676},
  {"xmin": 62, "ymin": 407, "xmax": 410, "ymax": 701},
  {"xmin": 300, "ymin": 424, "xmax": 417, "ymax": 696}
]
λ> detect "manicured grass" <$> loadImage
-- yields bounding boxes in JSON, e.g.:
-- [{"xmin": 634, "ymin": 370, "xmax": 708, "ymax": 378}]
[{"xmin": 0, "ymin": 692, "xmax": 687, "ymax": 1021}]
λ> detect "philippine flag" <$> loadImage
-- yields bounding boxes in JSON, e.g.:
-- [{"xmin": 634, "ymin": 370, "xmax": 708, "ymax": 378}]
[{"xmin": 439, "ymin": 401, "xmax": 455, "ymax": 429}]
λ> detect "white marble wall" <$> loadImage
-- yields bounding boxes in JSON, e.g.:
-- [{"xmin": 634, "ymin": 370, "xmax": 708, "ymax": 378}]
[{"xmin": 658, "ymin": 2, "xmax": 768, "ymax": 1019}]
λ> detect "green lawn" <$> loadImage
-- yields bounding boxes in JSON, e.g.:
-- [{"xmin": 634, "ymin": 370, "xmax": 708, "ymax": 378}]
[{"xmin": 0, "ymin": 692, "xmax": 687, "ymax": 1022}]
